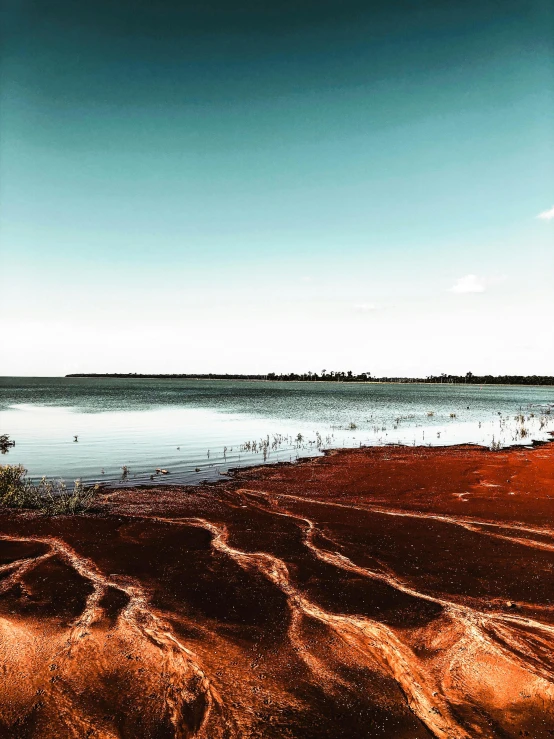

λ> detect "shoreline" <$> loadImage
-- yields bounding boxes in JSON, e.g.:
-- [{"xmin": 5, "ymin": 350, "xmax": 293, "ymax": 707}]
[
  {"xmin": 4, "ymin": 374, "xmax": 554, "ymax": 388},
  {"xmin": 62, "ymin": 374, "xmax": 554, "ymax": 388},
  {"xmin": 97, "ymin": 435, "xmax": 554, "ymax": 523},
  {"xmin": 91, "ymin": 432, "xmax": 554, "ymax": 492}
]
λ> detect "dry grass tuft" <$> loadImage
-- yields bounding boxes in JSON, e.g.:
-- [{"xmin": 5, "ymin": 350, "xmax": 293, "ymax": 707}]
[{"xmin": 0, "ymin": 465, "xmax": 98, "ymax": 514}]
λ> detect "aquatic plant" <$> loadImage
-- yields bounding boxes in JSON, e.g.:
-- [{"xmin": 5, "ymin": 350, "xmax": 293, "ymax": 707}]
[{"xmin": 0, "ymin": 464, "xmax": 98, "ymax": 514}]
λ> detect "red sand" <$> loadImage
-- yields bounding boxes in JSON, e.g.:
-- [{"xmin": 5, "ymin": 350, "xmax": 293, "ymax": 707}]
[{"xmin": 1, "ymin": 442, "xmax": 554, "ymax": 738}]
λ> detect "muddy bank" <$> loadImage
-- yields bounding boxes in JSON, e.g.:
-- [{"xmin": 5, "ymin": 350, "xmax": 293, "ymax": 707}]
[{"xmin": 1, "ymin": 442, "xmax": 554, "ymax": 738}]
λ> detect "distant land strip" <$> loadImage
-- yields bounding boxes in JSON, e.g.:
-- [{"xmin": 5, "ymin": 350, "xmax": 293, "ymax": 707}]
[{"xmin": 65, "ymin": 373, "xmax": 554, "ymax": 386}]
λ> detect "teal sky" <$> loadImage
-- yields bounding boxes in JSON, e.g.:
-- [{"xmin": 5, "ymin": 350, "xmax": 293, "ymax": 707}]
[{"xmin": 1, "ymin": 1, "xmax": 553, "ymax": 376}]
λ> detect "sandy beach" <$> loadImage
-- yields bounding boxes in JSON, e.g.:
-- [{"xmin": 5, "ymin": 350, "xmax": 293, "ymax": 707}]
[{"xmin": 1, "ymin": 440, "xmax": 553, "ymax": 738}]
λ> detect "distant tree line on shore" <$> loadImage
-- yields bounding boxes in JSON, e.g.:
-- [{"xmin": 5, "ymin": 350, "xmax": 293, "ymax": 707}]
[{"xmin": 66, "ymin": 372, "xmax": 554, "ymax": 386}]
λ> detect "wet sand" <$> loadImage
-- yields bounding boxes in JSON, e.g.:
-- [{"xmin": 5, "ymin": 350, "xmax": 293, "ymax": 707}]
[{"xmin": 1, "ymin": 441, "xmax": 554, "ymax": 738}]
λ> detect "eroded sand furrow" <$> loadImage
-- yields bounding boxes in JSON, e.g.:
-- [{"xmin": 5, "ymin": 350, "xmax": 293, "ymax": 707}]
[
  {"xmin": 461, "ymin": 529, "xmax": 554, "ymax": 552},
  {"xmin": 0, "ymin": 549, "xmax": 55, "ymax": 595},
  {"xmin": 238, "ymin": 487, "xmax": 554, "ymax": 548},
  {"xmin": 236, "ymin": 489, "xmax": 554, "ymax": 615},
  {"xmin": 368, "ymin": 506, "xmax": 554, "ymax": 552},
  {"xmin": 165, "ymin": 516, "xmax": 474, "ymax": 739},
  {"xmin": 239, "ymin": 489, "xmax": 554, "ymax": 679},
  {"xmin": 0, "ymin": 533, "xmax": 232, "ymax": 739},
  {"xmin": 120, "ymin": 501, "xmax": 554, "ymax": 738}
]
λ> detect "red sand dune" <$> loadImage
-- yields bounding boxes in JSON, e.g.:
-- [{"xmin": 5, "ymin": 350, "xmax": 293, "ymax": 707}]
[{"xmin": 1, "ymin": 442, "xmax": 554, "ymax": 738}]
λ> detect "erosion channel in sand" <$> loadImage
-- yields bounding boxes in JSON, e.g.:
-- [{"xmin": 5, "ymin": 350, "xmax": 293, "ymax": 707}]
[{"xmin": 1, "ymin": 441, "xmax": 554, "ymax": 738}]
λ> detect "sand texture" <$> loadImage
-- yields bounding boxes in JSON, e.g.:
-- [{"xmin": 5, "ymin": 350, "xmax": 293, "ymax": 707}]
[{"xmin": 1, "ymin": 442, "xmax": 553, "ymax": 738}]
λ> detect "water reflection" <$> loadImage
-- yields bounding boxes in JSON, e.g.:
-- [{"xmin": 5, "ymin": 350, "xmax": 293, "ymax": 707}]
[{"xmin": 1, "ymin": 379, "xmax": 553, "ymax": 485}]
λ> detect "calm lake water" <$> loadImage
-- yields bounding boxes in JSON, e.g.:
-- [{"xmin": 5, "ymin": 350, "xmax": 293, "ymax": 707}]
[{"xmin": 1, "ymin": 377, "xmax": 553, "ymax": 486}]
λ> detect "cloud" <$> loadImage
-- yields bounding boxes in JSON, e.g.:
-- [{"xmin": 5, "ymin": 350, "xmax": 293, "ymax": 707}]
[
  {"xmin": 355, "ymin": 302, "xmax": 377, "ymax": 312},
  {"xmin": 449, "ymin": 274, "xmax": 506, "ymax": 294},
  {"xmin": 537, "ymin": 205, "xmax": 554, "ymax": 220},
  {"xmin": 449, "ymin": 274, "xmax": 486, "ymax": 294}
]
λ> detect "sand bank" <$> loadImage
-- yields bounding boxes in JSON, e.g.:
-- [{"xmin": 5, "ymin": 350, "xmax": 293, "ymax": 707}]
[{"xmin": 1, "ymin": 441, "xmax": 553, "ymax": 738}]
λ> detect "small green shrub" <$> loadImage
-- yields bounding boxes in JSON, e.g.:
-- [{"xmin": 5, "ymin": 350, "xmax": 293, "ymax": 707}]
[
  {"xmin": 0, "ymin": 434, "xmax": 15, "ymax": 453},
  {"xmin": 0, "ymin": 465, "xmax": 98, "ymax": 514}
]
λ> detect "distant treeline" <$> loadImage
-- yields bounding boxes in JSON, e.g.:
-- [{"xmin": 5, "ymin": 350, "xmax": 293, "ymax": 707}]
[{"xmin": 66, "ymin": 372, "xmax": 554, "ymax": 385}]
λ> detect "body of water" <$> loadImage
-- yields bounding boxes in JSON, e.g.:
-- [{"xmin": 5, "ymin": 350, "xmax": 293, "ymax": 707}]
[{"xmin": 1, "ymin": 377, "xmax": 553, "ymax": 486}]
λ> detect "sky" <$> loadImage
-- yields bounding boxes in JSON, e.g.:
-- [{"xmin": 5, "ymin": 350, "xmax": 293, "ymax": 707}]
[{"xmin": 0, "ymin": 0, "xmax": 553, "ymax": 377}]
